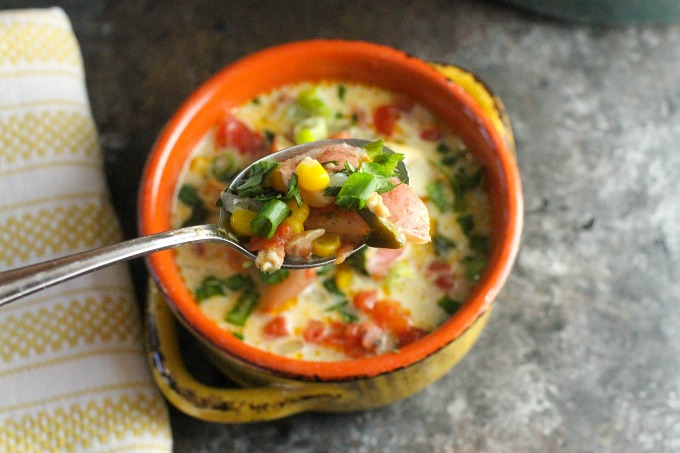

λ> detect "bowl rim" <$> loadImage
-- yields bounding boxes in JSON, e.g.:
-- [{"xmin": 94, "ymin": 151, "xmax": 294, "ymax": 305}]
[{"xmin": 139, "ymin": 39, "xmax": 523, "ymax": 381}]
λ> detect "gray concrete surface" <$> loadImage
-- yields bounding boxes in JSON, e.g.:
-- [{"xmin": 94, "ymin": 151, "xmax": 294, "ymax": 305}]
[{"xmin": 4, "ymin": 1, "xmax": 679, "ymax": 451}]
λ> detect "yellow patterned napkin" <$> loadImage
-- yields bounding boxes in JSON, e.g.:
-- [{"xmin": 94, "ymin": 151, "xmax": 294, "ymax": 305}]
[{"xmin": 0, "ymin": 8, "xmax": 172, "ymax": 452}]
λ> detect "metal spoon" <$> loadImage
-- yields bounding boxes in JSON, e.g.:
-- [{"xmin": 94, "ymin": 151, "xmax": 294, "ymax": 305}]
[{"xmin": 0, "ymin": 138, "xmax": 407, "ymax": 307}]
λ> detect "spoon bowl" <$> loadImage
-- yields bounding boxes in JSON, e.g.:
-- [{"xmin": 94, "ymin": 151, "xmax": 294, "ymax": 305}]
[{"xmin": 0, "ymin": 139, "xmax": 400, "ymax": 306}]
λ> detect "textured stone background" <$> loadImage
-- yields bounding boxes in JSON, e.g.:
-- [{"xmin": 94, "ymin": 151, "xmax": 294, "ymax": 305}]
[{"xmin": 4, "ymin": 1, "xmax": 680, "ymax": 451}]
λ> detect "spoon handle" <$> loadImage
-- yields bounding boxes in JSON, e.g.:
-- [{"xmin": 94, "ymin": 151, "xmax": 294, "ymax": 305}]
[{"xmin": 0, "ymin": 225, "xmax": 224, "ymax": 308}]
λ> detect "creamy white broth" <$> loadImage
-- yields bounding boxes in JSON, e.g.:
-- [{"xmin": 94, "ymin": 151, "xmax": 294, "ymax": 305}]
[{"xmin": 172, "ymin": 81, "xmax": 491, "ymax": 361}]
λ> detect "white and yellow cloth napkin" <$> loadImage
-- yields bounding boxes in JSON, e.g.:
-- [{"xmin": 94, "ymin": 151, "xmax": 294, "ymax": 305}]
[{"xmin": 0, "ymin": 8, "xmax": 172, "ymax": 452}]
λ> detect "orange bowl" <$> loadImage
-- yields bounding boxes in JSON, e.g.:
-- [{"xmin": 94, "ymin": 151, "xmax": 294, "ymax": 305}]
[{"xmin": 139, "ymin": 40, "xmax": 522, "ymax": 415}]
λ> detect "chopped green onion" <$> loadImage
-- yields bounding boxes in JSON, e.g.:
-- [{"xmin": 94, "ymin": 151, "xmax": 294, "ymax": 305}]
[
  {"xmin": 294, "ymin": 115, "xmax": 329, "ymax": 144},
  {"xmin": 296, "ymin": 87, "xmax": 333, "ymax": 118},
  {"xmin": 236, "ymin": 160, "xmax": 279, "ymax": 197},
  {"xmin": 250, "ymin": 199, "xmax": 290, "ymax": 238},
  {"xmin": 438, "ymin": 296, "xmax": 464, "ymax": 315},
  {"xmin": 232, "ymin": 332, "xmax": 244, "ymax": 340},
  {"xmin": 226, "ymin": 289, "xmax": 259, "ymax": 326},
  {"xmin": 335, "ymin": 172, "xmax": 380, "ymax": 210}
]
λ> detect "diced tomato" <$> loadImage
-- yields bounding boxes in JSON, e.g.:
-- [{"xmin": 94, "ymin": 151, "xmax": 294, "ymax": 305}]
[
  {"xmin": 302, "ymin": 319, "xmax": 386, "ymax": 357},
  {"xmin": 303, "ymin": 320, "xmax": 325, "ymax": 343},
  {"xmin": 420, "ymin": 127, "xmax": 443, "ymax": 142},
  {"xmin": 427, "ymin": 260, "xmax": 451, "ymax": 273},
  {"xmin": 373, "ymin": 104, "xmax": 399, "ymax": 136},
  {"xmin": 263, "ymin": 316, "xmax": 289, "ymax": 338},
  {"xmin": 427, "ymin": 260, "xmax": 459, "ymax": 291},
  {"xmin": 329, "ymin": 130, "xmax": 352, "ymax": 139},
  {"xmin": 214, "ymin": 115, "xmax": 265, "ymax": 156},
  {"xmin": 343, "ymin": 321, "xmax": 385, "ymax": 356},
  {"xmin": 397, "ymin": 327, "xmax": 428, "ymax": 348},
  {"xmin": 354, "ymin": 291, "xmax": 412, "ymax": 337},
  {"xmin": 434, "ymin": 273, "xmax": 458, "ymax": 291},
  {"xmin": 370, "ymin": 299, "xmax": 411, "ymax": 335},
  {"xmin": 247, "ymin": 224, "xmax": 294, "ymax": 251},
  {"xmin": 353, "ymin": 290, "xmax": 378, "ymax": 312}
]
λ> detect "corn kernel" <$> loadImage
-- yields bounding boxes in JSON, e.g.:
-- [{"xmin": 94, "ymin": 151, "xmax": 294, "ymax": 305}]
[
  {"xmin": 296, "ymin": 158, "xmax": 330, "ymax": 192},
  {"xmin": 286, "ymin": 199, "xmax": 310, "ymax": 222},
  {"xmin": 312, "ymin": 233, "xmax": 341, "ymax": 257},
  {"xmin": 189, "ymin": 156, "xmax": 211, "ymax": 176},
  {"xmin": 335, "ymin": 265, "xmax": 353, "ymax": 291},
  {"xmin": 266, "ymin": 168, "xmax": 287, "ymax": 192},
  {"xmin": 229, "ymin": 207, "xmax": 257, "ymax": 236},
  {"xmin": 429, "ymin": 216, "xmax": 437, "ymax": 236},
  {"xmin": 282, "ymin": 217, "xmax": 304, "ymax": 234}
]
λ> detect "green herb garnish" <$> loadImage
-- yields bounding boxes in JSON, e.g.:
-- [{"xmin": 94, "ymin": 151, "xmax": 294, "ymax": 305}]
[
  {"xmin": 433, "ymin": 234, "xmax": 457, "ymax": 257},
  {"xmin": 436, "ymin": 142, "xmax": 452, "ymax": 154},
  {"xmin": 226, "ymin": 289, "xmax": 260, "ymax": 326},
  {"xmin": 235, "ymin": 160, "xmax": 279, "ymax": 198},
  {"xmin": 426, "ymin": 181, "xmax": 451, "ymax": 212},
  {"xmin": 178, "ymin": 184, "xmax": 201, "ymax": 206},
  {"xmin": 178, "ymin": 184, "xmax": 209, "ymax": 227},
  {"xmin": 250, "ymin": 199, "xmax": 290, "ymax": 238},
  {"xmin": 469, "ymin": 234, "xmax": 491, "ymax": 254},
  {"xmin": 259, "ymin": 268, "xmax": 289, "ymax": 284},
  {"xmin": 438, "ymin": 296, "xmax": 464, "ymax": 315},
  {"xmin": 194, "ymin": 274, "xmax": 255, "ymax": 302},
  {"xmin": 222, "ymin": 274, "xmax": 255, "ymax": 291},
  {"xmin": 462, "ymin": 256, "xmax": 486, "ymax": 281},
  {"xmin": 338, "ymin": 85, "xmax": 346, "ymax": 101},
  {"xmin": 326, "ymin": 300, "xmax": 358, "ymax": 323},
  {"xmin": 195, "ymin": 276, "xmax": 226, "ymax": 301},
  {"xmin": 457, "ymin": 214, "xmax": 475, "ymax": 237},
  {"xmin": 335, "ymin": 172, "xmax": 380, "ymax": 210},
  {"xmin": 322, "ymin": 277, "xmax": 345, "ymax": 297},
  {"xmin": 285, "ymin": 173, "xmax": 302, "ymax": 207}
]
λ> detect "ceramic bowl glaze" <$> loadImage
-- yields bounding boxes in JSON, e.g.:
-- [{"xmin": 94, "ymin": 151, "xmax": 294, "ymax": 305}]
[{"xmin": 139, "ymin": 40, "xmax": 523, "ymax": 422}]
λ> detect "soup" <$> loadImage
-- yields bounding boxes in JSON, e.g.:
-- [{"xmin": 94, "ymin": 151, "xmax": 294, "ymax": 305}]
[
  {"xmin": 220, "ymin": 139, "xmax": 431, "ymax": 271},
  {"xmin": 172, "ymin": 81, "xmax": 491, "ymax": 361}
]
